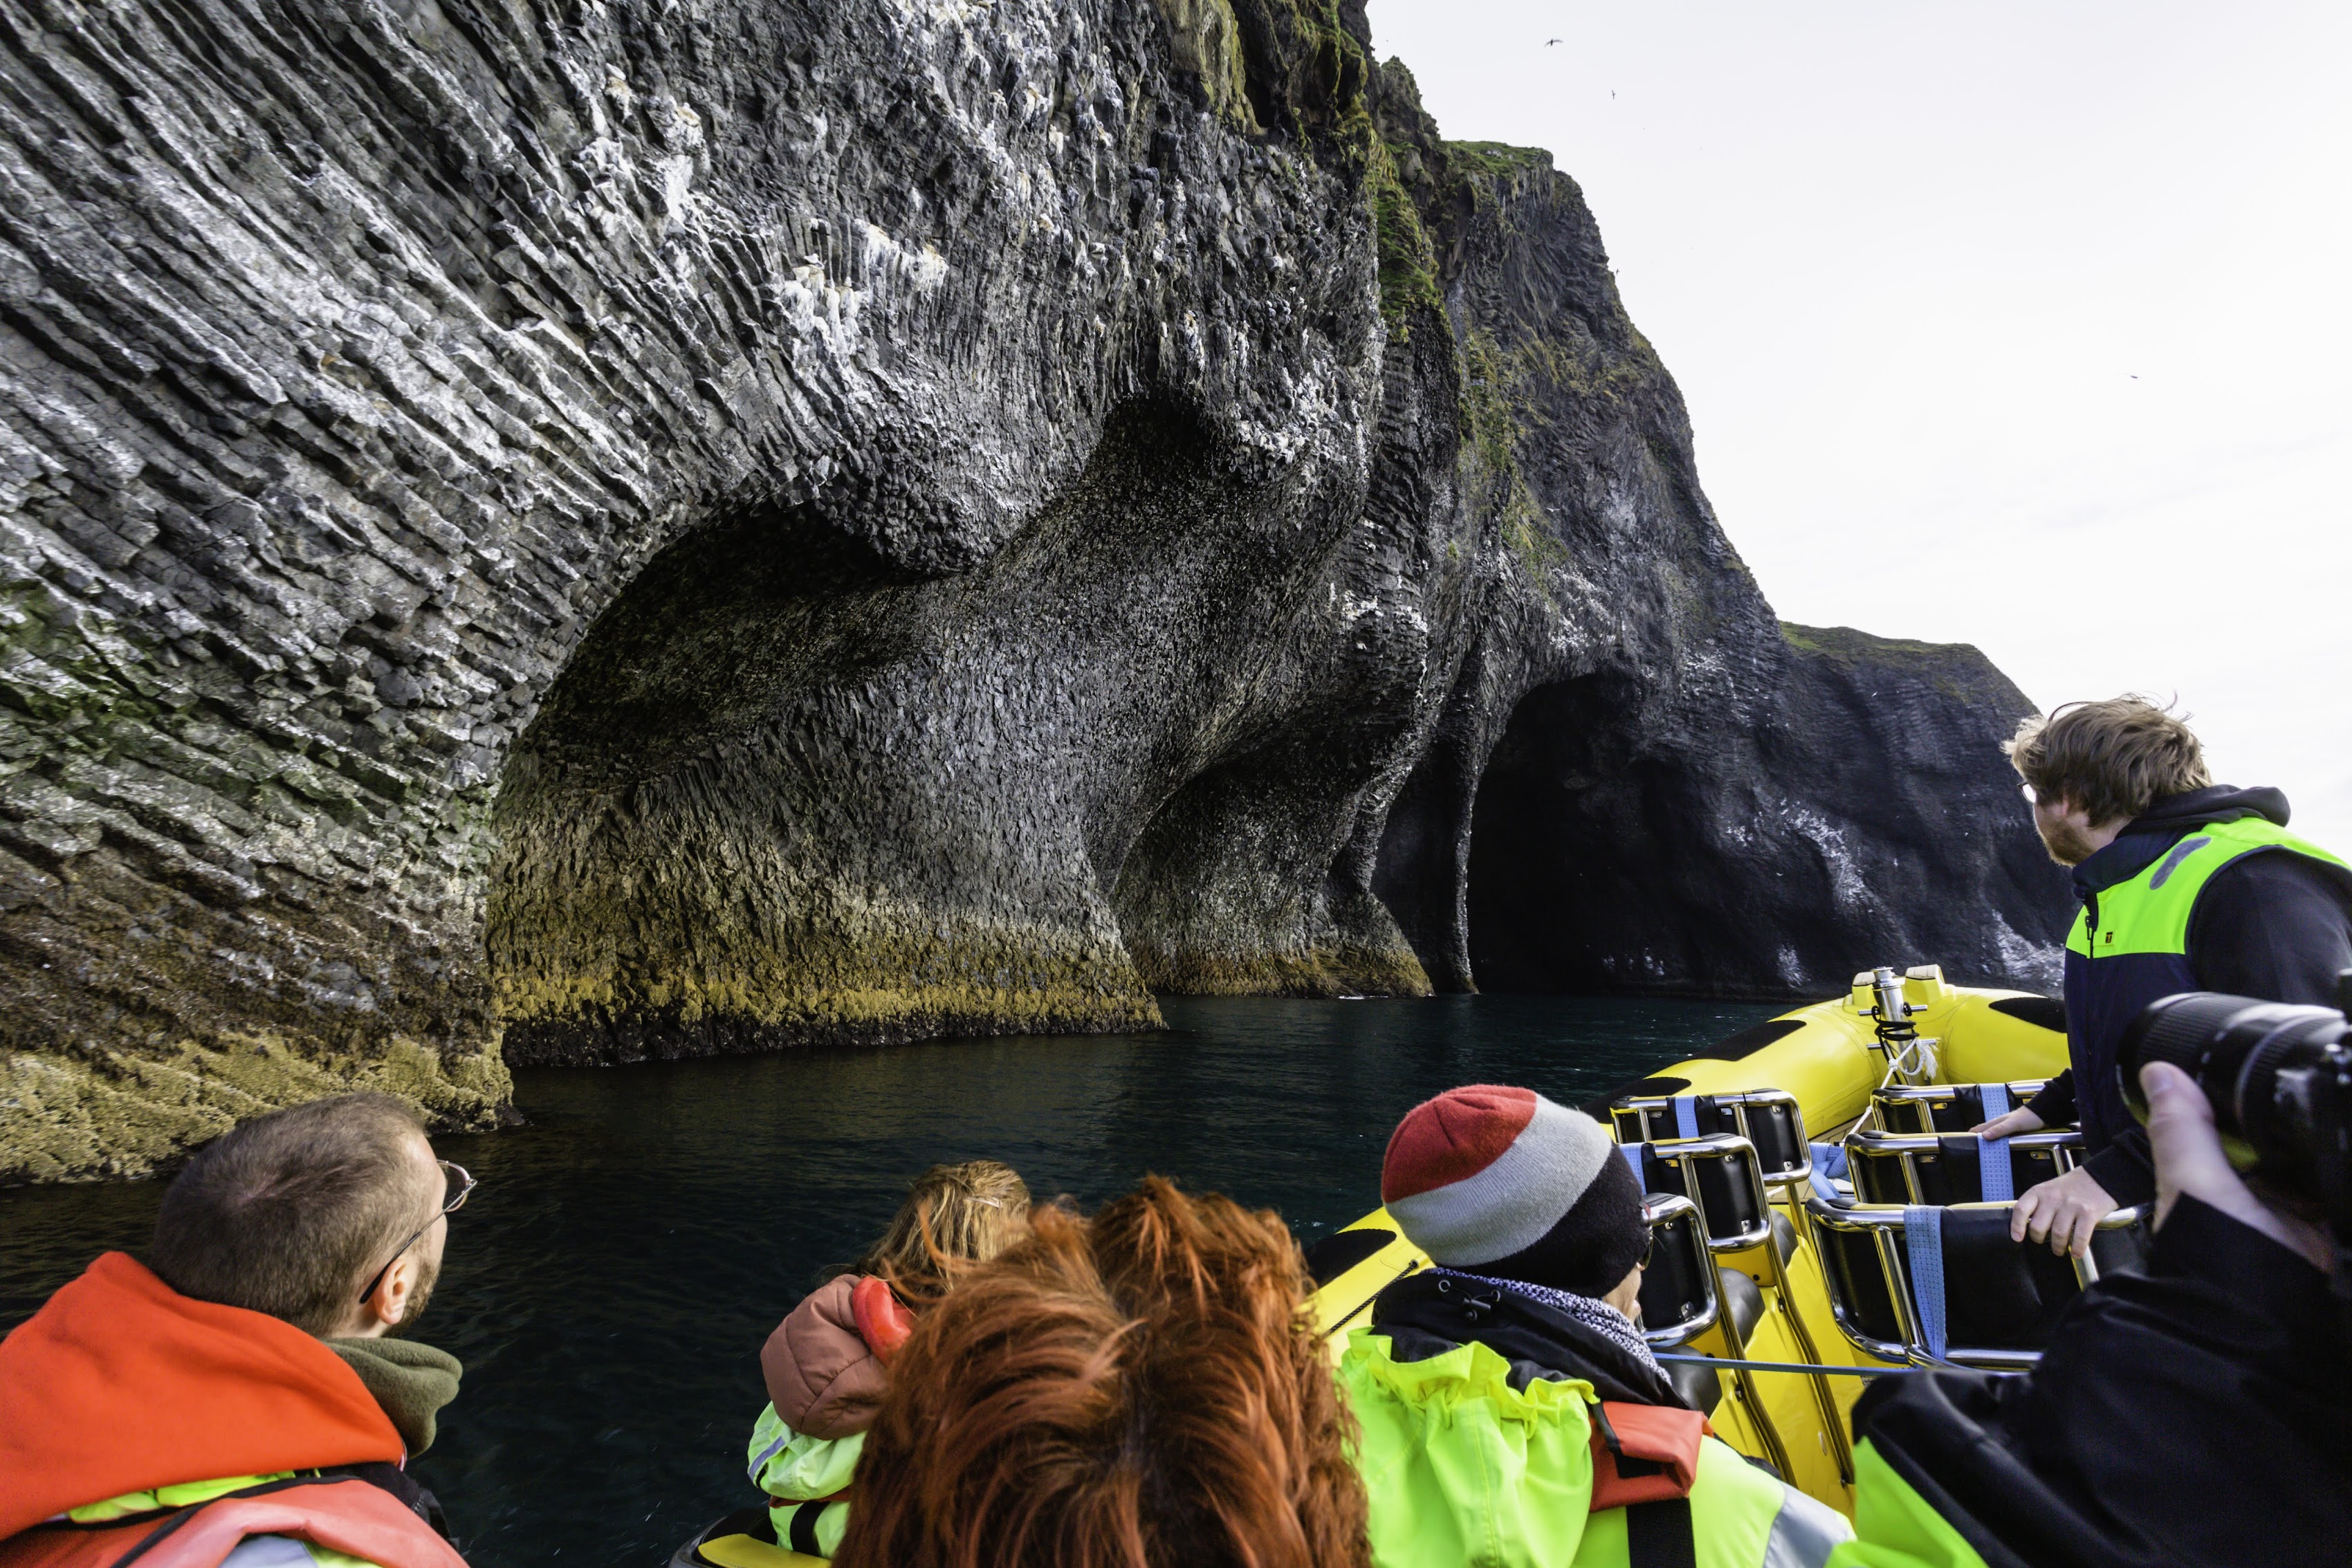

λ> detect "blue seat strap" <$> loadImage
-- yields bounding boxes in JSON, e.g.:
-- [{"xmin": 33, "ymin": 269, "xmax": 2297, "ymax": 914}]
[
  {"xmin": 1902, "ymin": 1206, "xmax": 1949, "ymax": 1361},
  {"xmin": 1673, "ymin": 1095, "xmax": 1702, "ymax": 1140},
  {"xmin": 1976, "ymin": 1083, "xmax": 2016, "ymax": 1202},
  {"xmin": 1619, "ymin": 1142, "xmax": 1647, "ymax": 1190},
  {"xmin": 1977, "ymin": 1135, "xmax": 2014, "ymax": 1202}
]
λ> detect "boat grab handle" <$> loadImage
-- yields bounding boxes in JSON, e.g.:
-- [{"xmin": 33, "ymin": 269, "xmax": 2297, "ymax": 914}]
[{"xmin": 1650, "ymin": 1353, "xmax": 2021, "ymax": 1379}]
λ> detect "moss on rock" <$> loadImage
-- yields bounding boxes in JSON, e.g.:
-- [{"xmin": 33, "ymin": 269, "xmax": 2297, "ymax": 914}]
[{"xmin": 1, "ymin": 1034, "xmax": 509, "ymax": 1185}]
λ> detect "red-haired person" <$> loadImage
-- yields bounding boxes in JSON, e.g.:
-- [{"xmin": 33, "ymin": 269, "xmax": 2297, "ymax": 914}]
[
  {"xmin": 832, "ymin": 1176, "xmax": 1370, "ymax": 1568},
  {"xmin": 0, "ymin": 1094, "xmax": 472, "ymax": 1568},
  {"xmin": 746, "ymin": 1161, "xmax": 1028, "ymax": 1558},
  {"xmin": 1342, "ymin": 1085, "xmax": 1850, "ymax": 1568}
]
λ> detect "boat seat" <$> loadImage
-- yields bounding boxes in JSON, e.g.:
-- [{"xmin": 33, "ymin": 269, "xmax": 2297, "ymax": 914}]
[
  {"xmin": 1844, "ymin": 1128, "xmax": 2080, "ymax": 1206},
  {"xmin": 1802, "ymin": 1195, "xmax": 2148, "ymax": 1368},
  {"xmin": 1664, "ymin": 1354, "xmax": 1722, "ymax": 1416},
  {"xmin": 1619, "ymin": 1134, "xmax": 1776, "ymax": 1255},
  {"xmin": 1635, "ymin": 1192, "xmax": 1720, "ymax": 1347},
  {"xmin": 1716, "ymin": 1263, "xmax": 1765, "ymax": 1345},
  {"xmin": 1873, "ymin": 1080, "xmax": 2050, "ymax": 1136},
  {"xmin": 1611, "ymin": 1089, "xmax": 1811, "ymax": 1183}
]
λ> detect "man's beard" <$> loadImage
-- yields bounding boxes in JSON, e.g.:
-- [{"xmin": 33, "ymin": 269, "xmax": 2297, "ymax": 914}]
[
  {"xmin": 391, "ymin": 1255, "xmax": 440, "ymax": 1336},
  {"xmin": 2037, "ymin": 816, "xmax": 2100, "ymax": 866}
]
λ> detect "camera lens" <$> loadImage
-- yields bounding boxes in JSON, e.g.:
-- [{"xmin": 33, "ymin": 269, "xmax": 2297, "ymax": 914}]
[{"xmin": 2121, "ymin": 993, "xmax": 2349, "ymax": 1177}]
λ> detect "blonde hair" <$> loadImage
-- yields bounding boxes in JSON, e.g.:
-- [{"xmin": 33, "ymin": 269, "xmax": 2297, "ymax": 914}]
[
  {"xmin": 2005, "ymin": 695, "xmax": 2210, "ymax": 826},
  {"xmin": 848, "ymin": 1160, "xmax": 1031, "ymax": 1303}
]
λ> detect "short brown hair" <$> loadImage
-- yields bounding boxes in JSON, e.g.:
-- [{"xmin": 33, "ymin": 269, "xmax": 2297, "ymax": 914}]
[
  {"xmin": 150, "ymin": 1093, "xmax": 435, "ymax": 1335},
  {"xmin": 834, "ymin": 1177, "xmax": 1370, "ymax": 1568},
  {"xmin": 2005, "ymin": 696, "xmax": 2210, "ymax": 825},
  {"xmin": 844, "ymin": 1159, "xmax": 1031, "ymax": 1304}
]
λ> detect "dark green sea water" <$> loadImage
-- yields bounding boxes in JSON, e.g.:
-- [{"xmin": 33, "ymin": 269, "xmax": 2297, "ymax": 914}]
[{"xmin": 0, "ymin": 993, "xmax": 1780, "ymax": 1567}]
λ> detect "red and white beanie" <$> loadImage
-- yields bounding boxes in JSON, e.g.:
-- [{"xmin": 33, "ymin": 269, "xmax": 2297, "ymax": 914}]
[{"xmin": 1381, "ymin": 1084, "xmax": 1646, "ymax": 1298}]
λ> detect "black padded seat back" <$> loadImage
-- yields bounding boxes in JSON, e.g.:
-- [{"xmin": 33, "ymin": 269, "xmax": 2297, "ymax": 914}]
[
  {"xmin": 1716, "ymin": 1265, "xmax": 1765, "ymax": 1345},
  {"xmin": 1615, "ymin": 1095, "xmax": 1808, "ymax": 1182},
  {"xmin": 1875, "ymin": 1082, "xmax": 2050, "ymax": 1135},
  {"xmin": 1616, "ymin": 1096, "xmax": 1734, "ymax": 1146},
  {"xmin": 1850, "ymin": 1134, "xmax": 2066, "ymax": 1206},
  {"xmin": 1637, "ymin": 1202, "xmax": 1715, "ymax": 1337},
  {"xmin": 1734, "ymin": 1098, "xmax": 1808, "ymax": 1181},
  {"xmin": 1819, "ymin": 1223, "xmax": 1903, "ymax": 1348},
  {"xmin": 1639, "ymin": 1142, "xmax": 1769, "ymax": 1248},
  {"xmin": 1937, "ymin": 1207, "xmax": 2086, "ymax": 1350},
  {"xmin": 1664, "ymin": 1356, "xmax": 1722, "ymax": 1416}
]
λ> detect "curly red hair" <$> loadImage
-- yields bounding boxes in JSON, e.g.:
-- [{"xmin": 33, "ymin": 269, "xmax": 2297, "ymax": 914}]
[{"xmin": 832, "ymin": 1176, "xmax": 1369, "ymax": 1568}]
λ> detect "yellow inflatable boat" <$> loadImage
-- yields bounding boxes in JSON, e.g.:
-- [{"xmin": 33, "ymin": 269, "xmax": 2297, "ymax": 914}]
[
  {"xmin": 1301, "ymin": 963, "xmax": 2146, "ymax": 1519},
  {"xmin": 677, "ymin": 964, "xmax": 2129, "ymax": 1562}
]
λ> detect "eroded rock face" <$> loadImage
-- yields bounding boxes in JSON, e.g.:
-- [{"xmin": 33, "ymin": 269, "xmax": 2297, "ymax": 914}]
[{"xmin": 0, "ymin": 0, "xmax": 2064, "ymax": 1177}]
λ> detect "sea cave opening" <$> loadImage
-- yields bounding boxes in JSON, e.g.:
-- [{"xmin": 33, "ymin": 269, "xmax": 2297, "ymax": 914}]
[{"xmin": 1462, "ymin": 671, "xmax": 1689, "ymax": 994}]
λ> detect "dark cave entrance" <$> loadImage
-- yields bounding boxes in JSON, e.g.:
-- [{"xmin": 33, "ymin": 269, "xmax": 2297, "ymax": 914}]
[
  {"xmin": 1463, "ymin": 672, "xmax": 1682, "ymax": 993},
  {"xmin": 485, "ymin": 400, "xmax": 1318, "ymax": 1062},
  {"xmin": 484, "ymin": 504, "xmax": 931, "ymax": 1062}
]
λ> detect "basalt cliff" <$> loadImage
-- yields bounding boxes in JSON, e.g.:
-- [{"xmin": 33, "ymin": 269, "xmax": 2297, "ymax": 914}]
[{"xmin": 0, "ymin": 0, "xmax": 2067, "ymax": 1181}]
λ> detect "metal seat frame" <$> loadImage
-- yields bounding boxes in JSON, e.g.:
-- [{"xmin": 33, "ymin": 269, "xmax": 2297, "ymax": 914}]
[
  {"xmin": 1871, "ymin": 1080, "xmax": 2050, "ymax": 1136},
  {"xmin": 1631, "ymin": 1129, "xmax": 1819, "ymax": 1482},
  {"xmin": 1636, "ymin": 1192, "xmax": 1721, "ymax": 1349},
  {"xmin": 1802, "ymin": 1195, "xmax": 2144, "ymax": 1370},
  {"xmin": 1842, "ymin": 1127, "xmax": 2081, "ymax": 1206},
  {"xmin": 1613, "ymin": 1088, "xmax": 1814, "ymax": 1183}
]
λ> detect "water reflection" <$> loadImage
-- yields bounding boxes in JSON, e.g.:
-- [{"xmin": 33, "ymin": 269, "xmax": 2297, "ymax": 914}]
[{"xmin": 0, "ymin": 993, "xmax": 1778, "ymax": 1567}]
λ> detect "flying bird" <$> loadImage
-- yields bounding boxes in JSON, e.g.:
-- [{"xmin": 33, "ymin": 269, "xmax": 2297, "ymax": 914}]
[{"xmin": 1546, "ymin": 38, "xmax": 1563, "ymax": 46}]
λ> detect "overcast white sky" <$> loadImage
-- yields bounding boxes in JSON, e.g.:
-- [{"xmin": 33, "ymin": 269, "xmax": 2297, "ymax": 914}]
[{"xmin": 1370, "ymin": 1, "xmax": 2352, "ymax": 850}]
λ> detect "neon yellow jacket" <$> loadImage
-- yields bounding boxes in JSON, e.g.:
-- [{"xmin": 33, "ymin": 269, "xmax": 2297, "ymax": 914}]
[
  {"xmin": 746, "ymin": 1402, "xmax": 858, "ymax": 1557},
  {"xmin": 1339, "ymin": 1329, "xmax": 1849, "ymax": 1568}
]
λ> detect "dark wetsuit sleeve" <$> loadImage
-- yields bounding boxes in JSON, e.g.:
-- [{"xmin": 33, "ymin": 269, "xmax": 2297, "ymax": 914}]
[
  {"xmin": 2023, "ymin": 1069, "xmax": 2075, "ymax": 1126},
  {"xmin": 2186, "ymin": 851, "xmax": 2352, "ymax": 1003},
  {"xmin": 1844, "ymin": 1196, "xmax": 2349, "ymax": 1568},
  {"xmin": 2080, "ymin": 1129, "xmax": 2155, "ymax": 1206}
]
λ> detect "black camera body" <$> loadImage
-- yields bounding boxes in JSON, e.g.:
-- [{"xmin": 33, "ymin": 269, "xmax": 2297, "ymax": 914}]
[{"xmin": 2120, "ymin": 982, "xmax": 2352, "ymax": 1278}]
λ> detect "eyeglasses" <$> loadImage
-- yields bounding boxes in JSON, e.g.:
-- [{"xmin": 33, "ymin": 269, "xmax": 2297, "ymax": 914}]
[
  {"xmin": 1637, "ymin": 1227, "xmax": 1656, "ymax": 1271},
  {"xmin": 356, "ymin": 1160, "xmax": 475, "ymax": 1304}
]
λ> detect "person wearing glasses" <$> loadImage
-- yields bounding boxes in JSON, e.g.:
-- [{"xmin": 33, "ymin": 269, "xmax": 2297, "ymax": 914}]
[
  {"xmin": 0, "ymin": 1093, "xmax": 477, "ymax": 1568},
  {"xmin": 1339, "ymin": 1085, "xmax": 1850, "ymax": 1568},
  {"xmin": 1983, "ymin": 697, "xmax": 2352, "ymax": 1256}
]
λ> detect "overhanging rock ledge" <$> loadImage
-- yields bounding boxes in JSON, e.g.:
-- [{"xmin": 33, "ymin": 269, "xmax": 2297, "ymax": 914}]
[{"xmin": 0, "ymin": 0, "xmax": 2065, "ymax": 1180}]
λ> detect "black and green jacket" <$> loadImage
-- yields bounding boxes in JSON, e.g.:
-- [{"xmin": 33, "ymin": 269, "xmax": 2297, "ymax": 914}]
[{"xmin": 1831, "ymin": 1197, "xmax": 2349, "ymax": 1567}]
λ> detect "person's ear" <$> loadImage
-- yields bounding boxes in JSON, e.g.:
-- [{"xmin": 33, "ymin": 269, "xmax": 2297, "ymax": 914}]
[{"xmin": 363, "ymin": 1249, "xmax": 420, "ymax": 1329}]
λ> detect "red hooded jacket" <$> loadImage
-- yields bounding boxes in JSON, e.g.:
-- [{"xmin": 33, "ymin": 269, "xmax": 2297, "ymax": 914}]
[{"xmin": 0, "ymin": 1252, "xmax": 429, "ymax": 1555}]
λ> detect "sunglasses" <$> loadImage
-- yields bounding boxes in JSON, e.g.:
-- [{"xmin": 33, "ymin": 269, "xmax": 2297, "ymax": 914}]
[
  {"xmin": 356, "ymin": 1160, "xmax": 475, "ymax": 1304},
  {"xmin": 1637, "ymin": 1227, "xmax": 1656, "ymax": 1271}
]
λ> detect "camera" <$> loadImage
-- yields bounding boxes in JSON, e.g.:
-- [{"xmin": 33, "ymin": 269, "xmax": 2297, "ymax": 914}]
[{"xmin": 2119, "ymin": 981, "xmax": 2352, "ymax": 1267}]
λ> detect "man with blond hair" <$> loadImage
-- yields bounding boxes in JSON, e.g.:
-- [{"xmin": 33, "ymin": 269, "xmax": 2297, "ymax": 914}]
[{"xmin": 1981, "ymin": 696, "xmax": 2352, "ymax": 1254}]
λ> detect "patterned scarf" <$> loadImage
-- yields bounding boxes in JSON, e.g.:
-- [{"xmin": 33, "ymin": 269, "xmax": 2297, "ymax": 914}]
[{"xmin": 1433, "ymin": 1268, "xmax": 1664, "ymax": 1380}]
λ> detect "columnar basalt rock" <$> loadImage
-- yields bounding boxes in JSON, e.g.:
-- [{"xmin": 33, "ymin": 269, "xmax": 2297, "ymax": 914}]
[{"xmin": 0, "ymin": 1, "xmax": 2065, "ymax": 1179}]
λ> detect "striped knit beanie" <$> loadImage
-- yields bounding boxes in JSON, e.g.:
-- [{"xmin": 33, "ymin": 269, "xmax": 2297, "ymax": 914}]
[{"xmin": 1381, "ymin": 1084, "xmax": 1646, "ymax": 1299}]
